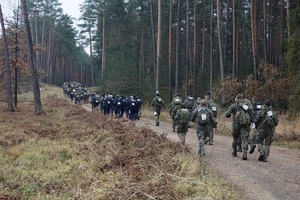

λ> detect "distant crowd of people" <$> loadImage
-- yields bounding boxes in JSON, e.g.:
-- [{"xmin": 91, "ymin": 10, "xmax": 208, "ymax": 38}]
[{"xmin": 63, "ymin": 82, "xmax": 142, "ymax": 121}]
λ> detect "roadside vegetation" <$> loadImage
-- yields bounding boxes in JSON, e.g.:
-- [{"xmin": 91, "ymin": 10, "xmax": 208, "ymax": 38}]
[{"xmin": 0, "ymin": 85, "xmax": 238, "ymax": 199}]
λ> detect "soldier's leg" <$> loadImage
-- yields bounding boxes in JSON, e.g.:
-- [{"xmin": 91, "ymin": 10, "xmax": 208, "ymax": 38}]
[
  {"xmin": 240, "ymin": 127, "xmax": 250, "ymax": 160},
  {"xmin": 172, "ymin": 116, "xmax": 176, "ymax": 132},
  {"xmin": 263, "ymin": 130, "xmax": 273, "ymax": 162},
  {"xmin": 249, "ymin": 127, "xmax": 259, "ymax": 153},
  {"xmin": 155, "ymin": 110, "xmax": 160, "ymax": 126},
  {"xmin": 208, "ymin": 125, "xmax": 214, "ymax": 145},
  {"xmin": 177, "ymin": 127, "xmax": 186, "ymax": 145},
  {"xmin": 196, "ymin": 128, "xmax": 206, "ymax": 156},
  {"xmin": 231, "ymin": 123, "xmax": 241, "ymax": 157},
  {"xmin": 237, "ymin": 136, "xmax": 242, "ymax": 152},
  {"xmin": 257, "ymin": 130, "xmax": 267, "ymax": 161}
]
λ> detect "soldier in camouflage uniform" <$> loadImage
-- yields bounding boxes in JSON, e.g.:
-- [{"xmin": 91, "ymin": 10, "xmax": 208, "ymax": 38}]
[
  {"xmin": 192, "ymin": 97, "xmax": 202, "ymax": 111},
  {"xmin": 249, "ymin": 96, "xmax": 262, "ymax": 154},
  {"xmin": 225, "ymin": 94, "xmax": 253, "ymax": 160},
  {"xmin": 169, "ymin": 95, "xmax": 183, "ymax": 132},
  {"xmin": 190, "ymin": 100, "xmax": 217, "ymax": 156},
  {"xmin": 175, "ymin": 108, "xmax": 190, "ymax": 145},
  {"xmin": 205, "ymin": 92, "xmax": 217, "ymax": 145},
  {"xmin": 151, "ymin": 91, "xmax": 164, "ymax": 126},
  {"xmin": 254, "ymin": 100, "xmax": 278, "ymax": 162},
  {"xmin": 183, "ymin": 95, "xmax": 195, "ymax": 114}
]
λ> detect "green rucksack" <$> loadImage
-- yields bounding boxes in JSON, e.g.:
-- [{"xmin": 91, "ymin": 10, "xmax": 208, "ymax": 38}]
[
  {"xmin": 178, "ymin": 109, "xmax": 190, "ymax": 125},
  {"xmin": 235, "ymin": 101, "xmax": 251, "ymax": 126},
  {"xmin": 197, "ymin": 107, "xmax": 210, "ymax": 125},
  {"xmin": 263, "ymin": 109, "xmax": 278, "ymax": 128}
]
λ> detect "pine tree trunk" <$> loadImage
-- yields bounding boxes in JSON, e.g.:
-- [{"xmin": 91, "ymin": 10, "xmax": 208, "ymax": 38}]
[
  {"xmin": 201, "ymin": 0, "xmax": 205, "ymax": 71},
  {"xmin": 156, "ymin": 0, "xmax": 162, "ymax": 92},
  {"xmin": 14, "ymin": 7, "xmax": 20, "ymax": 107},
  {"xmin": 250, "ymin": 0, "xmax": 257, "ymax": 79},
  {"xmin": 168, "ymin": 0, "xmax": 173, "ymax": 102},
  {"xmin": 21, "ymin": 0, "xmax": 42, "ymax": 115},
  {"xmin": 89, "ymin": 28, "xmax": 94, "ymax": 86},
  {"xmin": 232, "ymin": 0, "xmax": 236, "ymax": 78},
  {"xmin": 193, "ymin": 0, "xmax": 197, "ymax": 98},
  {"xmin": 217, "ymin": 0, "xmax": 224, "ymax": 80},
  {"xmin": 149, "ymin": 0, "xmax": 156, "ymax": 81},
  {"xmin": 0, "ymin": 5, "xmax": 14, "ymax": 112},
  {"xmin": 286, "ymin": 0, "xmax": 291, "ymax": 38},
  {"xmin": 209, "ymin": 0, "xmax": 213, "ymax": 93},
  {"xmin": 102, "ymin": 5, "xmax": 106, "ymax": 93},
  {"xmin": 224, "ymin": 0, "xmax": 229, "ymax": 69},
  {"xmin": 175, "ymin": 0, "xmax": 181, "ymax": 94},
  {"xmin": 263, "ymin": 0, "xmax": 267, "ymax": 62},
  {"xmin": 217, "ymin": 0, "xmax": 225, "ymax": 103},
  {"xmin": 185, "ymin": 0, "xmax": 190, "ymax": 98}
]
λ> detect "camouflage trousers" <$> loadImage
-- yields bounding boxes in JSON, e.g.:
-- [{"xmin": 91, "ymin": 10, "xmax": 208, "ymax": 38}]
[
  {"xmin": 154, "ymin": 108, "xmax": 161, "ymax": 126},
  {"xmin": 177, "ymin": 124, "xmax": 188, "ymax": 145},
  {"xmin": 257, "ymin": 128, "xmax": 274, "ymax": 158},
  {"xmin": 171, "ymin": 115, "xmax": 176, "ymax": 131},
  {"xmin": 231, "ymin": 122, "xmax": 250, "ymax": 152},
  {"xmin": 196, "ymin": 125, "xmax": 209, "ymax": 155},
  {"xmin": 207, "ymin": 125, "xmax": 214, "ymax": 144},
  {"xmin": 248, "ymin": 127, "xmax": 260, "ymax": 147}
]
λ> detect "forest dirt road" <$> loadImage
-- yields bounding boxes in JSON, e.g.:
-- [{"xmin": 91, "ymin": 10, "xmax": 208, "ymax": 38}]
[
  {"xmin": 135, "ymin": 118, "xmax": 300, "ymax": 200},
  {"xmin": 82, "ymin": 105, "xmax": 300, "ymax": 200}
]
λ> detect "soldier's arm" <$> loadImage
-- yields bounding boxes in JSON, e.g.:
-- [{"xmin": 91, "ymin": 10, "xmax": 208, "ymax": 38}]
[
  {"xmin": 225, "ymin": 104, "xmax": 235, "ymax": 118},
  {"xmin": 151, "ymin": 98, "xmax": 155, "ymax": 107},
  {"xmin": 190, "ymin": 109, "xmax": 197, "ymax": 122},
  {"xmin": 209, "ymin": 111, "xmax": 217, "ymax": 128}
]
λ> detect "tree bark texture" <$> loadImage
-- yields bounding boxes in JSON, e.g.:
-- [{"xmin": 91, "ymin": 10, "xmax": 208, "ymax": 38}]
[
  {"xmin": 0, "ymin": 4, "xmax": 14, "ymax": 111},
  {"xmin": 21, "ymin": 0, "xmax": 42, "ymax": 115}
]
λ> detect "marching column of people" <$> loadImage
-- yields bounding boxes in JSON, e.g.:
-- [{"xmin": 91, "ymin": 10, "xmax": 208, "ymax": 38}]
[{"xmin": 64, "ymin": 83, "xmax": 279, "ymax": 162}]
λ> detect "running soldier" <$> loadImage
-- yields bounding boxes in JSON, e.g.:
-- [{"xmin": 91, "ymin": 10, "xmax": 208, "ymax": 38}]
[
  {"xmin": 205, "ymin": 92, "xmax": 218, "ymax": 145},
  {"xmin": 175, "ymin": 108, "xmax": 190, "ymax": 145},
  {"xmin": 225, "ymin": 94, "xmax": 253, "ymax": 160},
  {"xmin": 190, "ymin": 100, "xmax": 217, "ymax": 156},
  {"xmin": 169, "ymin": 95, "xmax": 183, "ymax": 132},
  {"xmin": 151, "ymin": 91, "xmax": 164, "ymax": 126},
  {"xmin": 254, "ymin": 100, "xmax": 278, "ymax": 162},
  {"xmin": 249, "ymin": 96, "xmax": 262, "ymax": 153}
]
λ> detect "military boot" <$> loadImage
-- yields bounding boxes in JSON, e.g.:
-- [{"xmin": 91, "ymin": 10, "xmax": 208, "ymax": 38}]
[
  {"xmin": 200, "ymin": 148, "xmax": 206, "ymax": 156},
  {"xmin": 258, "ymin": 151, "xmax": 265, "ymax": 161},
  {"xmin": 263, "ymin": 146, "xmax": 270, "ymax": 162},
  {"xmin": 249, "ymin": 144, "xmax": 256, "ymax": 154},
  {"xmin": 179, "ymin": 135, "xmax": 185, "ymax": 146},
  {"xmin": 237, "ymin": 145, "xmax": 243, "ymax": 152},
  {"xmin": 242, "ymin": 151, "xmax": 247, "ymax": 160},
  {"xmin": 232, "ymin": 148, "xmax": 237, "ymax": 157}
]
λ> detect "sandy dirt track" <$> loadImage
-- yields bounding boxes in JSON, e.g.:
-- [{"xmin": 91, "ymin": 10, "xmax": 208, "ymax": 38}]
[
  {"xmin": 135, "ymin": 118, "xmax": 300, "ymax": 200},
  {"xmin": 82, "ymin": 104, "xmax": 300, "ymax": 200}
]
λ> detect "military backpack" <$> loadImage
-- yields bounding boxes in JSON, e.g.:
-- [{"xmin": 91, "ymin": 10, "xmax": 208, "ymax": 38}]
[
  {"xmin": 262, "ymin": 108, "xmax": 278, "ymax": 128},
  {"xmin": 178, "ymin": 109, "xmax": 190, "ymax": 125},
  {"xmin": 235, "ymin": 100, "xmax": 252, "ymax": 126},
  {"xmin": 155, "ymin": 97, "xmax": 163, "ymax": 108},
  {"xmin": 196, "ymin": 107, "xmax": 210, "ymax": 125}
]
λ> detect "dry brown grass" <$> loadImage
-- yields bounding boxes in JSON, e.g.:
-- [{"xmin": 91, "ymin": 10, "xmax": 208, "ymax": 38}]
[{"xmin": 0, "ymin": 85, "xmax": 238, "ymax": 199}]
